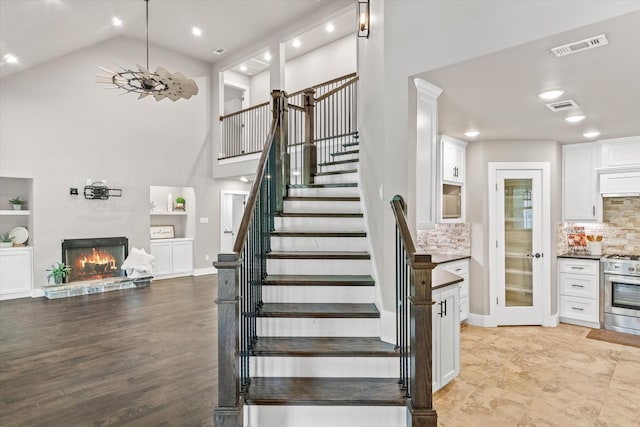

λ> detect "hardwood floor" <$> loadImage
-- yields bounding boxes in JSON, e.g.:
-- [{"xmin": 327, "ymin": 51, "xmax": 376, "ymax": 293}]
[
  {"xmin": 3, "ymin": 276, "xmax": 640, "ymax": 426},
  {"xmin": 0, "ymin": 275, "xmax": 218, "ymax": 427}
]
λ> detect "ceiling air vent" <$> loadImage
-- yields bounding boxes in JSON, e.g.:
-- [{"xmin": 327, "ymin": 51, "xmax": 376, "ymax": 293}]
[
  {"xmin": 545, "ymin": 99, "xmax": 580, "ymax": 112},
  {"xmin": 550, "ymin": 34, "xmax": 608, "ymax": 57},
  {"xmin": 212, "ymin": 47, "xmax": 227, "ymax": 55}
]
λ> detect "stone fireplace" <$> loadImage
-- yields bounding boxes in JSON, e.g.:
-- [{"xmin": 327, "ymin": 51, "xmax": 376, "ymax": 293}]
[{"xmin": 62, "ymin": 237, "xmax": 128, "ymax": 283}]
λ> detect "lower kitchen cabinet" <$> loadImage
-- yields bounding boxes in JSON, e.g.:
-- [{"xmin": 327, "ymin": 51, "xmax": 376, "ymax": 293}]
[
  {"xmin": 0, "ymin": 247, "xmax": 33, "ymax": 300},
  {"xmin": 150, "ymin": 238, "xmax": 193, "ymax": 278},
  {"xmin": 436, "ymin": 259, "xmax": 470, "ymax": 322},
  {"xmin": 432, "ymin": 283, "xmax": 460, "ymax": 393},
  {"xmin": 558, "ymin": 258, "xmax": 600, "ymax": 328}
]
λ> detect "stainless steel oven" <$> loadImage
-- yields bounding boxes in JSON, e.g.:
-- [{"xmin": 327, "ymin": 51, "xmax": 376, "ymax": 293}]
[{"xmin": 602, "ymin": 255, "xmax": 640, "ymax": 335}]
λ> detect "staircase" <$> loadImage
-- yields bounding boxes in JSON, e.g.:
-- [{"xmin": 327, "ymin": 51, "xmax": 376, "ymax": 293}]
[{"xmin": 242, "ymin": 137, "xmax": 407, "ymax": 426}]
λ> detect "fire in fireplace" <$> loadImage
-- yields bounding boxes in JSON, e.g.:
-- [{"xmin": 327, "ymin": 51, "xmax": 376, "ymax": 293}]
[{"xmin": 62, "ymin": 237, "xmax": 128, "ymax": 283}]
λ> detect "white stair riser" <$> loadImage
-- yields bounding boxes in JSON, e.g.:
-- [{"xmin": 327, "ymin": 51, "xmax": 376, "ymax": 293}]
[
  {"xmin": 314, "ymin": 172, "xmax": 359, "ymax": 185},
  {"xmin": 267, "ymin": 258, "xmax": 371, "ymax": 275},
  {"xmin": 283, "ymin": 200, "xmax": 361, "ymax": 214},
  {"xmin": 257, "ymin": 317, "xmax": 380, "ymax": 337},
  {"xmin": 317, "ymin": 162, "xmax": 359, "ymax": 173},
  {"xmin": 275, "ymin": 216, "xmax": 364, "ymax": 231},
  {"xmin": 288, "ymin": 186, "xmax": 359, "ymax": 197},
  {"xmin": 262, "ymin": 285, "xmax": 374, "ymax": 304},
  {"xmin": 244, "ymin": 406, "xmax": 405, "ymax": 427},
  {"xmin": 329, "ymin": 152, "xmax": 359, "ymax": 162},
  {"xmin": 270, "ymin": 236, "xmax": 368, "ymax": 252},
  {"xmin": 250, "ymin": 356, "xmax": 398, "ymax": 378}
]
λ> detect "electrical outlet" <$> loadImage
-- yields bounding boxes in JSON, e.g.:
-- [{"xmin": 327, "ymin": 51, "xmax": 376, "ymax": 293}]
[
  {"xmin": 205, "ymin": 254, "xmax": 210, "ymax": 261},
  {"xmin": 200, "ymin": 217, "xmax": 209, "ymax": 224}
]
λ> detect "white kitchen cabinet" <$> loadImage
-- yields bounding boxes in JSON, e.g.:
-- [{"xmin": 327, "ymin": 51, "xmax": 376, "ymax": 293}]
[
  {"xmin": 437, "ymin": 135, "xmax": 467, "ymax": 223},
  {"xmin": 558, "ymin": 258, "xmax": 600, "ymax": 328},
  {"xmin": 150, "ymin": 238, "xmax": 193, "ymax": 278},
  {"xmin": 441, "ymin": 136, "xmax": 466, "ymax": 183},
  {"xmin": 601, "ymin": 136, "xmax": 640, "ymax": 168},
  {"xmin": 436, "ymin": 259, "xmax": 469, "ymax": 322},
  {"xmin": 432, "ymin": 283, "xmax": 460, "ymax": 393},
  {"xmin": 0, "ymin": 247, "xmax": 33, "ymax": 300},
  {"xmin": 562, "ymin": 143, "xmax": 601, "ymax": 222}
]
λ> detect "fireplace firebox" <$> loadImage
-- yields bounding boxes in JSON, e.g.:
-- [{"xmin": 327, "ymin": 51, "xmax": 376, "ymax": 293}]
[{"xmin": 62, "ymin": 237, "xmax": 128, "ymax": 283}]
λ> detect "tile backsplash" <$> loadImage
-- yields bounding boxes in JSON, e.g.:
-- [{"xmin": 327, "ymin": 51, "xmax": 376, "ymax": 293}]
[
  {"xmin": 417, "ymin": 223, "xmax": 471, "ymax": 255},
  {"xmin": 557, "ymin": 197, "xmax": 640, "ymax": 255}
]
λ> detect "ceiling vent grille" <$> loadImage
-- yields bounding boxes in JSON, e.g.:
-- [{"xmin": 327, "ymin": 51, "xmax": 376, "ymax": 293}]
[
  {"xmin": 545, "ymin": 99, "xmax": 580, "ymax": 112},
  {"xmin": 550, "ymin": 34, "xmax": 608, "ymax": 57},
  {"xmin": 212, "ymin": 47, "xmax": 227, "ymax": 55}
]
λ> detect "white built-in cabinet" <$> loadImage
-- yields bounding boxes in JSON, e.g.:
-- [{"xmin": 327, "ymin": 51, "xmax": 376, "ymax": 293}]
[
  {"xmin": 558, "ymin": 258, "xmax": 600, "ymax": 328},
  {"xmin": 563, "ymin": 143, "xmax": 601, "ymax": 222},
  {"xmin": 150, "ymin": 238, "xmax": 194, "ymax": 277},
  {"xmin": 432, "ymin": 283, "xmax": 460, "ymax": 393},
  {"xmin": 437, "ymin": 259, "xmax": 469, "ymax": 322},
  {"xmin": 0, "ymin": 247, "xmax": 33, "ymax": 300},
  {"xmin": 437, "ymin": 135, "xmax": 467, "ymax": 223},
  {"xmin": 601, "ymin": 137, "xmax": 640, "ymax": 167}
]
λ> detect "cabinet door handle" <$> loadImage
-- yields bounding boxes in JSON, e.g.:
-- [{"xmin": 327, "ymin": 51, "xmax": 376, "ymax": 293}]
[
  {"xmin": 443, "ymin": 299, "xmax": 447, "ymax": 316},
  {"xmin": 571, "ymin": 307, "xmax": 584, "ymax": 311},
  {"xmin": 438, "ymin": 301, "xmax": 444, "ymax": 317},
  {"xmin": 593, "ymin": 205, "xmax": 596, "ymax": 216},
  {"xmin": 570, "ymin": 266, "xmax": 584, "ymax": 270},
  {"xmin": 570, "ymin": 284, "xmax": 584, "ymax": 288}
]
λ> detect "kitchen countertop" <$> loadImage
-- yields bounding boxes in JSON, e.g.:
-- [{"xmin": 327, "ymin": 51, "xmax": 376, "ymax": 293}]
[
  {"xmin": 432, "ymin": 269, "xmax": 464, "ymax": 290},
  {"xmin": 558, "ymin": 253, "xmax": 604, "ymax": 261},
  {"xmin": 430, "ymin": 253, "xmax": 471, "ymax": 264}
]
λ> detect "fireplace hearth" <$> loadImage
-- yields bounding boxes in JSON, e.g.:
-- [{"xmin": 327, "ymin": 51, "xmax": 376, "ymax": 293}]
[{"xmin": 62, "ymin": 237, "xmax": 128, "ymax": 283}]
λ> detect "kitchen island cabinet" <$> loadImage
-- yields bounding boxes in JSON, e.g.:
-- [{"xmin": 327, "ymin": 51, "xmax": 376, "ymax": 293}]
[{"xmin": 432, "ymin": 283, "xmax": 460, "ymax": 393}]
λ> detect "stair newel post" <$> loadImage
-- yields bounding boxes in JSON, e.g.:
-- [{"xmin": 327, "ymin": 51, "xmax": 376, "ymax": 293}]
[
  {"xmin": 272, "ymin": 90, "xmax": 289, "ymax": 214},
  {"xmin": 407, "ymin": 255, "xmax": 438, "ymax": 427},
  {"xmin": 302, "ymin": 88, "xmax": 317, "ymax": 185},
  {"xmin": 212, "ymin": 253, "xmax": 244, "ymax": 427}
]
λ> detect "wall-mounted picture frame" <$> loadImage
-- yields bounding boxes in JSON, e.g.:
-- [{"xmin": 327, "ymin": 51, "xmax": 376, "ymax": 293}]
[{"xmin": 150, "ymin": 225, "xmax": 175, "ymax": 240}]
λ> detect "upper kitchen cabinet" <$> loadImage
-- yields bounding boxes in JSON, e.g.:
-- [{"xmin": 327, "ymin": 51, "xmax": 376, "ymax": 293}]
[
  {"xmin": 437, "ymin": 135, "xmax": 467, "ymax": 223},
  {"xmin": 601, "ymin": 137, "xmax": 640, "ymax": 168},
  {"xmin": 563, "ymin": 143, "xmax": 601, "ymax": 222}
]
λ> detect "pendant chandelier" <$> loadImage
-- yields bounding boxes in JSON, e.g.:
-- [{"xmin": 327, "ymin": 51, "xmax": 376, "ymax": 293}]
[{"xmin": 96, "ymin": 0, "xmax": 198, "ymax": 102}]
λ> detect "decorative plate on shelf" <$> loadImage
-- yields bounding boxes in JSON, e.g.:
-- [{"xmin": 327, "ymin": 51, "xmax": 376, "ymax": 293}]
[{"xmin": 9, "ymin": 226, "xmax": 29, "ymax": 245}]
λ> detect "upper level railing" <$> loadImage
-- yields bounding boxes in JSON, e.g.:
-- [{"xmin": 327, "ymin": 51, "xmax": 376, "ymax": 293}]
[{"xmin": 390, "ymin": 195, "xmax": 438, "ymax": 425}]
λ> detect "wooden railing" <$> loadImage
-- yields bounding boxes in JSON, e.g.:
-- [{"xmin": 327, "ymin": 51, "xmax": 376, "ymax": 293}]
[
  {"xmin": 213, "ymin": 91, "xmax": 288, "ymax": 427},
  {"xmin": 390, "ymin": 195, "xmax": 438, "ymax": 427},
  {"xmin": 219, "ymin": 102, "xmax": 271, "ymax": 159}
]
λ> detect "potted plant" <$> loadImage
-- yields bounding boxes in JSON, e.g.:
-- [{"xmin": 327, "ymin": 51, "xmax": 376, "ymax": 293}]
[
  {"xmin": 175, "ymin": 196, "xmax": 186, "ymax": 211},
  {"xmin": 47, "ymin": 262, "xmax": 72, "ymax": 285},
  {"xmin": 8, "ymin": 196, "xmax": 25, "ymax": 210},
  {"xmin": 0, "ymin": 233, "xmax": 13, "ymax": 247}
]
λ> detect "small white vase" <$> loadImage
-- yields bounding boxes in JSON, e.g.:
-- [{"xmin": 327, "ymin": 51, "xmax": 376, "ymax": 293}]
[{"xmin": 12, "ymin": 204, "xmax": 22, "ymax": 210}]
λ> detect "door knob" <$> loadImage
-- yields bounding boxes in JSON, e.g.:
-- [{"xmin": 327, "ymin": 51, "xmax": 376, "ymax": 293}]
[{"xmin": 526, "ymin": 253, "xmax": 543, "ymax": 258}]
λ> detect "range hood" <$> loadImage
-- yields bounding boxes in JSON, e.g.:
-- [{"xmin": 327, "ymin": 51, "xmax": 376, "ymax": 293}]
[{"xmin": 600, "ymin": 168, "xmax": 640, "ymax": 197}]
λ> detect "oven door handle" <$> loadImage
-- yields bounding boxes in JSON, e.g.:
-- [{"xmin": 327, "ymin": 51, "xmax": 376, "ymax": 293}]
[{"xmin": 606, "ymin": 275, "xmax": 640, "ymax": 286}]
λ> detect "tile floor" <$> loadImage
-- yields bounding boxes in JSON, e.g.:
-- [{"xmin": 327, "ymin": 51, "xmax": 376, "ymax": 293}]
[{"xmin": 433, "ymin": 323, "xmax": 640, "ymax": 426}]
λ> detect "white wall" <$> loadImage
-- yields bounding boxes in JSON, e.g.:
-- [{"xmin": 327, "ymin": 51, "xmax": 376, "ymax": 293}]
[
  {"xmin": 358, "ymin": 0, "xmax": 640, "ymax": 312},
  {"xmin": 0, "ymin": 36, "xmax": 223, "ymax": 286}
]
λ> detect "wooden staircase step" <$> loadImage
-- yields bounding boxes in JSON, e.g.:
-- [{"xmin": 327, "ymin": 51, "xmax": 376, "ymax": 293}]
[
  {"xmin": 276, "ymin": 212, "xmax": 363, "ymax": 218},
  {"xmin": 284, "ymin": 196, "xmax": 360, "ymax": 202},
  {"xmin": 314, "ymin": 169, "xmax": 358, "ymax": 177},
  {"xmin": 264, "ymin": 274, "xmax": 374, "ymax": 286},
  {"xmin": 331, "ymin": 150, "xmax": 359, "ymax": 157},
  {"xmin": 342, "ymin": 142, "xmax": 359, "ymax": 148},
  {"xmin": 270, "ymin": 231, "xmax": 366, "ymax": 238},
  {"xmin": 245, "ymin": 377, "xmax": 406, "ymax": 406},
  {"xmin": 267, "ymin": 251, "xmax": 370, "ymax": 260},
  {"xmin": 253, "ymin": 337, "xmax": 397, "ymax": 357},
  {"xmin": 288, "ymin": 183, "xmax": 358, "ymax": 189},
  {"xmin": 318, "ymin": 158, "xmax": 359, "ymax": 167},
  {"xmin": 257, "ymin": 303, "xmax": 379, "ymax": 318}
]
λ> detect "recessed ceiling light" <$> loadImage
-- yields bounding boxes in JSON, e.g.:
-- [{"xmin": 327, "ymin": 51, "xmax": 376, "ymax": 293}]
[
  {"xmin": 111, "ymin": 17, "xmax": 123, "ymax": 27},
  {"xmin": 192, "ymin": 27, "xmax": 202, "ymax": 36},
  {"xmin": 240, "ymin": 64, "xmax": 247, "ymax": 72},
  {"xmin": 3, "ymin": 53, "xmax": 18, "ymax": 64},
  {"xmin": 325, "ymin": 23, "xmax": 335, "ymax": 33},
  {"xmin": 537, "ymin": 89, "xmax": 565, "ymax": 100},
  {"xmin": 239, "ymin": 176, "xmax": 249, "ymax": 183},
  {"xmin": 464, "ymin": 130, "xmax": 479, "ymax": 138},
  {"xmin": 583, "ymin": 131, "xmax": 601, "ymax": 138},
  {"xmin": 263, "ymin": 52, "xmax": 271, "ymax": 61},
  {"xmin": 292, "ymin": 39, "xmax": 301, "ymax": 48},
  {"xmin": 565, "ymin": 114, "xmax": 586, "ymax": 123}
]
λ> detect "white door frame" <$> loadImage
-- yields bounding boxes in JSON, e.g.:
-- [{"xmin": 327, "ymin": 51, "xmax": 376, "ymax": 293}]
[
  {"xmin": 488, "ymin": 162, "xmax": 553, "ymax": 327},
  {"xmin": 220, "ymin": 189, "xmax": 249, "ymax": 254}
]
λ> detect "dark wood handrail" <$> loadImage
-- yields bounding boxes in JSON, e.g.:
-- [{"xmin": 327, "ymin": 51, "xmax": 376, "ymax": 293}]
[
  {"xmin": 219, "ymin": 101, "xmax": 270, "ymax": 121},
  {"xmin": 232, "ymin": 106, "xmax": 280, "ymax": 253},
  {"xmin": 390, "ymin": 195, "xmax": 431, "ymax": 266},
  {"xmin": 287, "ymin": 72, "xmax": 357, "ymax": 98},
  {"xmin": 315, "ymin": 76, "xmax": 359, "ymax": 103}
]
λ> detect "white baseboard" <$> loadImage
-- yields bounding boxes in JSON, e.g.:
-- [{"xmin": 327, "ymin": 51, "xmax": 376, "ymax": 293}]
[
  {"xmin": 466, "ymin": 313, "xmax": 497, "ymax": 328},
  {"xmin": 31, "ymin": 288, "xmax": 44, "ymax": 298},
  {"xmin": 193, "ymin": 267, "xmax": 217, "ymax": 276}
]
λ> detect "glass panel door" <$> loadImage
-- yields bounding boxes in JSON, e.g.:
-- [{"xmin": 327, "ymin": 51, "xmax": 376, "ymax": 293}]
[{"xmin": 504, "ymin": 178, "xmax": 533, "ymax": 307}]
